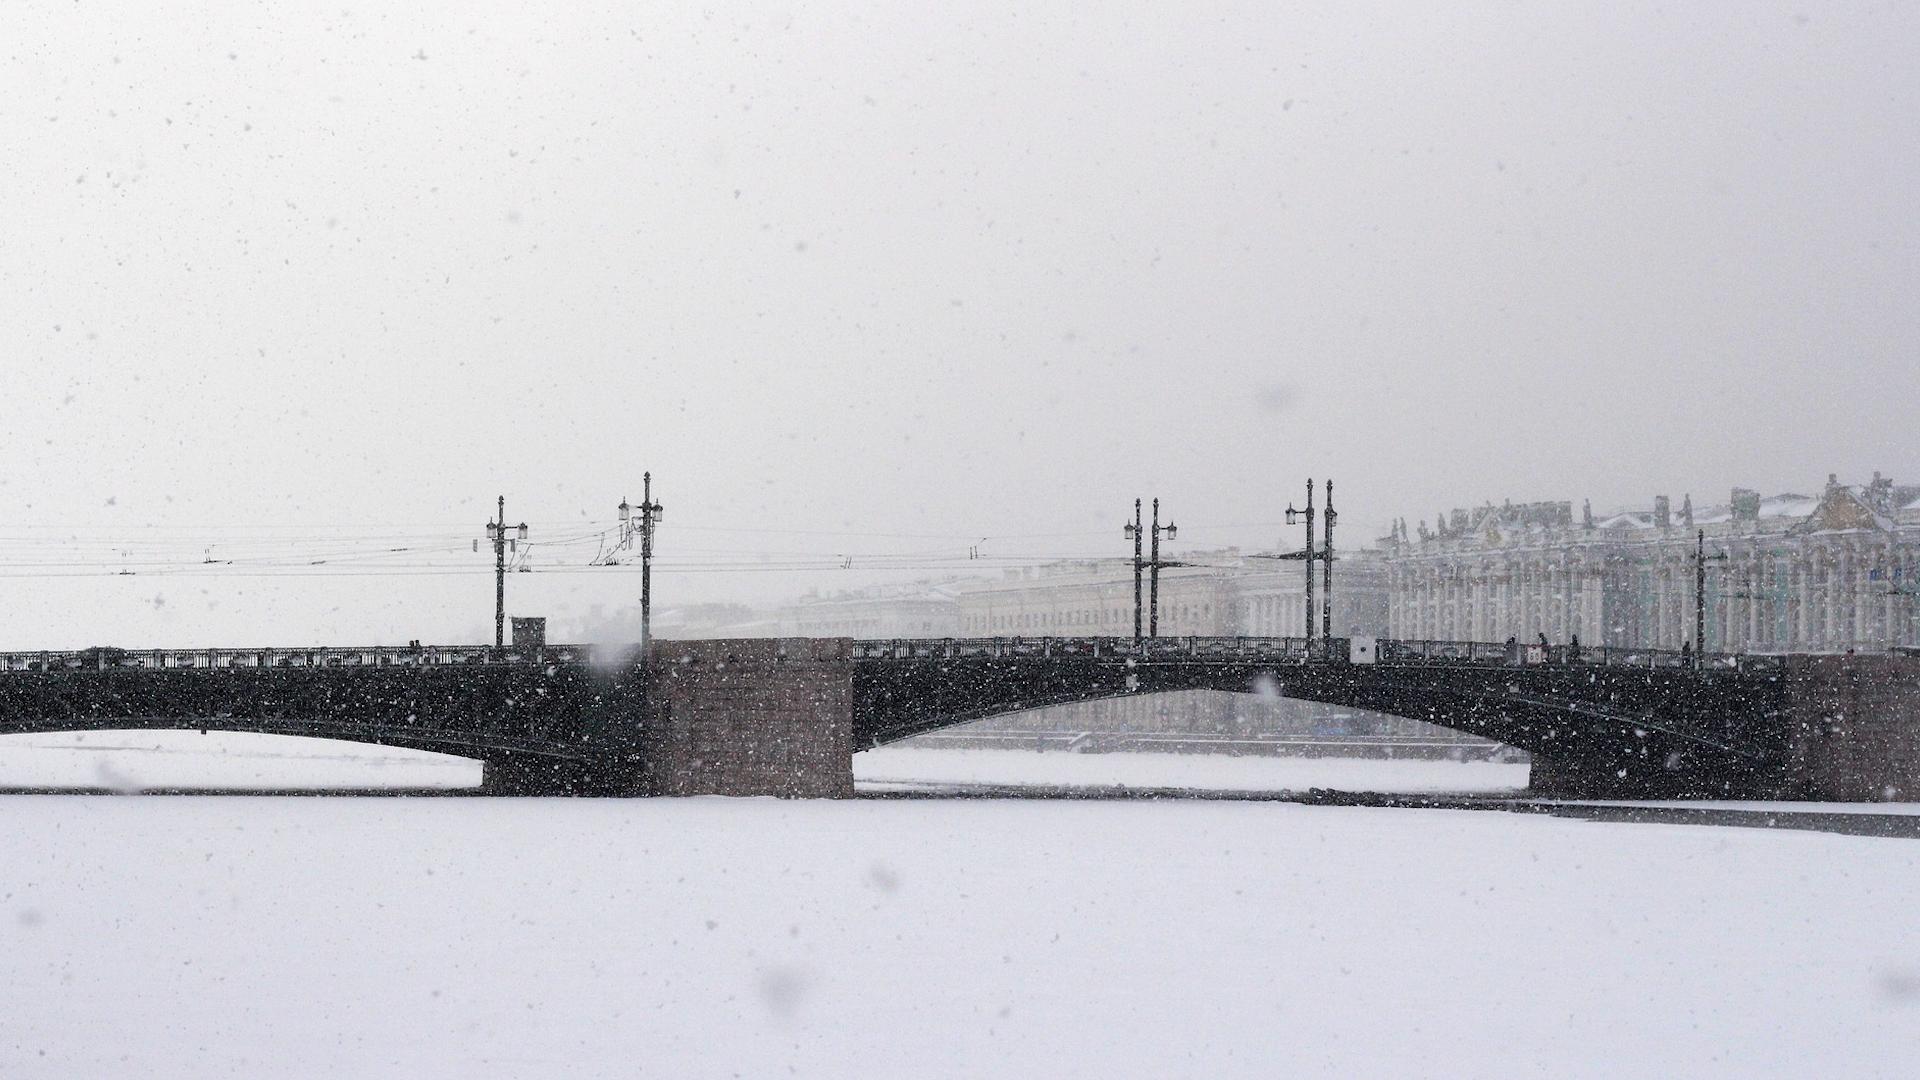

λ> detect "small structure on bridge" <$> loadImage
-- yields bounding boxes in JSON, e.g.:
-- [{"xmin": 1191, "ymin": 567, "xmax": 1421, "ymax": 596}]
[{"xmin": 511, "ymin": 617, "xmax": 546, "ymax": 650}]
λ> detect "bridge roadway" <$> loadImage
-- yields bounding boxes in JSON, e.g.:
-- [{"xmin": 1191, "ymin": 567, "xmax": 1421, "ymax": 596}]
[{"xmin": 0, "ymin": 635, "xmax": 1810, "ymax": 797}]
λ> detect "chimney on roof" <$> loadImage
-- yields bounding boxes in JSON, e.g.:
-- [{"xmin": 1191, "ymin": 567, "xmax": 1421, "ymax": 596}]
[
  {"xmin": 1867, "ymin": 471, "xmax": 1894, "ymax": 512},
  {"xmin": 1654, "ymin": 495, "xmax": 1671, "ymax": 529},
  {"xmin": 1681, "ymin": 494, "xmax": 1694, "ymax": 528},
  {"xmin": 1582, "ymin": 499, "xmax": 1594, "ymax": 529},
  {"xmin": 1828, "ymin": 472, "xmax": 1840, "ymax": 491},
  {"xmin": 1731, "ymin": 488, "xmax": 1760, "ymax": 522}
]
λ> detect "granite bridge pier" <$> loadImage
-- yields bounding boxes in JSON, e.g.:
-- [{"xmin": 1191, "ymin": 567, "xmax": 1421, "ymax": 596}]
[{"xmin": 1, "ymin": 636, "xmax": 1916, "ymax": 800}]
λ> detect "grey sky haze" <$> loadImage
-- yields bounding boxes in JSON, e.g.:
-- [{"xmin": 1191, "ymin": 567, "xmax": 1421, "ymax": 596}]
[{"xmin": 3, "ymin": 2, "xmax": 1916, "ymax": 646}]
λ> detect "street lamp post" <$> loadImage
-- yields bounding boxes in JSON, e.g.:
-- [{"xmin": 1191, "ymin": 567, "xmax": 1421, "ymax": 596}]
[
  {"xmin": 1322, "ymin": 479, "xmax": 1337, "ymax": 644},
  {"xmin": 1692, "ymin": 529, "xmax": 1727, "ymax": 666},
  {"xmin": 618, "ymin": 473, "xmax": 665, "ymax": 654},
  {"xmin": 1148, "ymin": 499, "xmax": 1177, "ymax": 638},
  {"xmin": 483, "ymin": 495, "xmax": 529, "ymax": 649},
  {"xmin": 1286, "ymin": 480, "xmax": 1316, "ymax": 645}
]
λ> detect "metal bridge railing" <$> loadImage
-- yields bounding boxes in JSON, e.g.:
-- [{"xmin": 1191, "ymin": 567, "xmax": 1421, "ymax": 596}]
[
  {"xmin": 0, "ymin": 643, "xmax": 594, "ymax": 675},
  {"xmin": 850, "ymin": 636, "xmax": 1320, "ymax": 662},
  {"xmin": 851, "ymin": 635, "xmax": 1784, "ymax": 672},
  {"xmin": 0, "ymin": 636, "xmax": 1786, "ymax": 675}
]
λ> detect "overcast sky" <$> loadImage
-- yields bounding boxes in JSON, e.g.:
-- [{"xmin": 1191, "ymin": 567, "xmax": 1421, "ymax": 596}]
[{"xmin": 3, "ymin": 2, "xmax": 1916, "ymax": 647}]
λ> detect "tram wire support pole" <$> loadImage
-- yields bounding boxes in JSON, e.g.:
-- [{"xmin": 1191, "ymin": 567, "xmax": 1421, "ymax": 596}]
[
  {"xmin": 618, "ymin": 473, "xmax": 665, "ymax": 657},
  {"xmin": 1148, "ymin": 498, "xmax": 1178, "ymax": 638},
  {"xmin": 1287, "ymin": 480, "xmax": 1316, "ymax": 650},
  {"xmin": 1692, "ymin": 528, "xmax": 1726, "ymax": 667},
  {"xmin": 483, "ymin": 495, "xmax": 528, "ymax": 650},
  {"xmin": 1322, "ymin": 479, "xmax": 1336, "ymax": 646}
]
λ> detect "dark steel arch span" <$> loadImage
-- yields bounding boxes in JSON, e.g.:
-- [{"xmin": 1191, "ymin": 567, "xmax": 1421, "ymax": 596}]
[
  {"xmin": 851, "ymin": 637, "xmax": 1794, "ymax": 796},
  {"xmin": 0, "ymin": 661, "xmax": 643, "ymax": 767}
]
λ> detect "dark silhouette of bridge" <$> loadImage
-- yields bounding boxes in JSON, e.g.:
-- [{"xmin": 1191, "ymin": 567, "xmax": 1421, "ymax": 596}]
[
  {"xmin": 852, "ymin": 637, "xmax": 1792, "ymax": 796},
  {"xmin": 0, "ymin": 643, "xmax": 650, "ymax": 793},
  {"xmin": 0, "ymin": 635, "xmax": 1819, "ymax": 797}
]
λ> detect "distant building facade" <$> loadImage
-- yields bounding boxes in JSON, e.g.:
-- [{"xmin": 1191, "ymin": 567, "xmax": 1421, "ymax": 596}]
[
  {"xmin": 956, "ymin": 560, "xmax": 1241, "ymax": 637},
  {"xmin": 779, "ymin": 552, "xmax": 1389, "ymax": 642},
  {"xmin": 686, "ymin": 471, "xmax": 1920, "ymax": 656},
  {"xmin": 1233, "ymin": 551, "xmax": 1389, "ymax": 640},
  {"xmin": 1380, "ymin": 472, "xmax": 1920, "ymax": 653},
  {"xmin": 778, "ymin": 584, "xmax": 964, "ymax": 639}
]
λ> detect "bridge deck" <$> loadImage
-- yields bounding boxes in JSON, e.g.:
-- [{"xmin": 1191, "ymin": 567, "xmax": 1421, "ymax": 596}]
[
  {"xmin": 0, "ymin": 636, "xmax": 1781, "ymax": 676},
  {"xmin": 0, "ymin": 642, "xmax": 608, "ymax": 674},
  {"xmin": 849, "ymin": 635, "xmax": 1780, "ymax": 672}
]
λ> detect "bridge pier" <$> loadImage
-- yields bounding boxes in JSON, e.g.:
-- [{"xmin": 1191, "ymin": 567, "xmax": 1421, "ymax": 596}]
[
  {"xmin": 1781, "ymin": 654, "xmax": 1920, "ymax": 801},
  {"xmin": 475, "ymin": 638, "xmax": 856, "ymax": 797},
  {"xmin": 640, "ymin": 638, "xmax": 854, "ymax": 797}
]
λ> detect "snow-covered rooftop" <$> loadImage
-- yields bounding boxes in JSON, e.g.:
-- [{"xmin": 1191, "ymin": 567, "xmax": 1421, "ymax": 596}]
[{"xmin": 1407, "ymin": 474, "xmax": 1918, "ymax": 547}]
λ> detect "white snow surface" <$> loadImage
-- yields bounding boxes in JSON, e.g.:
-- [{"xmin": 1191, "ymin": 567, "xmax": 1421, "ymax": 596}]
[
  {"xmin": 2, "ymin": 794, "xmax": 1918, "ymax": 1078},
  {"xmin": 0, "ymin": 731, "xmax": 480, "ymax": 790},
  {"xmin": 0, "ymin": 737, "xmax": 1916, "ymax": 1076},
  {"xmin": 0, "ymin": 733, "xmax": 1525, "ymax": 796},
  {"xmin": 857, "ymin": 745, "xmax": 1528, "ymax": 793}
]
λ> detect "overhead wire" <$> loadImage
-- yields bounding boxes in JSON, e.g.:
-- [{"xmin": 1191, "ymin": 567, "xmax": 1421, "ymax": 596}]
[{"xmin": 0, "ymin": 510, "xmax": 1288, "ymax": 581}]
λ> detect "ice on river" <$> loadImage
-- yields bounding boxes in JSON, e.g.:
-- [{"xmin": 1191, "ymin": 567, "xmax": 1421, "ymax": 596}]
[
  {"xmin": 1, "ymin": 788, "xmax": 1917, "ymax": 1077},
  {"xmin": 0, "ymin": 730, "xmax": 480, "ymax": 791},
  {"xmin": 0, "ymin": 732, "xmax": 1524, "ymax": 797},
  {"xmin": 0, "ymin": 734, "xmax": 1914, "ymax": 1077},
  {"xmin": 856, "ymin": 745, "xmax": 1528, "ymax": 794}
]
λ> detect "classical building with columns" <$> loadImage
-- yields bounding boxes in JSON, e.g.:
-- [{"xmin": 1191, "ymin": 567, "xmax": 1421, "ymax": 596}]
[{"xmin": 1380, "ymin": 472, "xmax": 1920, "ymax": 653}]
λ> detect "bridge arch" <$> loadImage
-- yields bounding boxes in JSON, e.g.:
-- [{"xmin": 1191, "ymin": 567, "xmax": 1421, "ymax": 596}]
[
  {"xmin": 0, "ymin": 660, "xmax": 648, "ymax": 794},
  {"xmin": 851, "ymin": 649, "xmax": 1790, "ymax": 796}
]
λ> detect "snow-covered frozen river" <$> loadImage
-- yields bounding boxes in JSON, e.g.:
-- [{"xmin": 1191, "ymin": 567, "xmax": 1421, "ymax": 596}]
[
  {"xmin": 857, "ymin": 745, "xmax": 1528, "ymax": 794},
  {"xmin": 0, "ymin": 730, "xmax": 483, "ymax": 792},
  {"xmin": 0, "ymin": 738, "xmax": 1916, "ymax": 1078},
  {"xmin": 0, "ymin": 731, "xmax": 1527, "ymax": 796}
]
